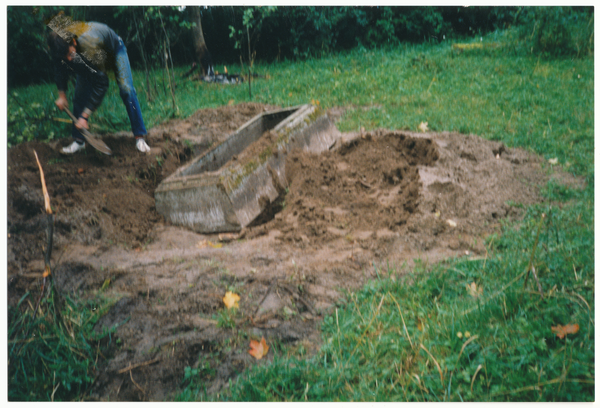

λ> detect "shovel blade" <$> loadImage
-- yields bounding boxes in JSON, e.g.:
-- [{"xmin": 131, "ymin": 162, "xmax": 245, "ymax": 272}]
[
  {"xmin": 81, "ymin": 130, "xmax": 112, "ymax": 155},
  {"xmin": 63, "ymin": 108, "xmax": 112, "ymax": 155}
]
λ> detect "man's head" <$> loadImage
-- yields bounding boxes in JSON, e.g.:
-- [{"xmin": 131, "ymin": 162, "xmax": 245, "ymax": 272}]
[{"xmin": 48, "ymin": 31, "xmax": 77, "ymax": 61}]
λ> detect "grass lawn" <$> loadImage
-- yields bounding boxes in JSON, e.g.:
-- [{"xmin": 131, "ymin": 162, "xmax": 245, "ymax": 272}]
[{"xmin": 7, "ymin": 29, "xmax": 594, "ymax": 401}]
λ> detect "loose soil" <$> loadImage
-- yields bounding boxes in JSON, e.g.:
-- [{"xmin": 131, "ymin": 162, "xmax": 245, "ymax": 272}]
[{"xmin": 6, "ymin": 102, "xmax": 585, "ymax": 401}]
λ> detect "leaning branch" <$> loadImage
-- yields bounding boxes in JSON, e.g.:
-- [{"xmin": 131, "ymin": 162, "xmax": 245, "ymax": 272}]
[{"xmin": 31, "ymin": 150, "xmax": 54, "ymax": 321}]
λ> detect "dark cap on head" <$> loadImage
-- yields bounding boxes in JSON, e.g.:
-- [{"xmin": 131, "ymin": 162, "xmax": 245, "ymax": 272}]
[{"xmin": 48, "ymin": 30, "xmax": 73, "ymax": 61}]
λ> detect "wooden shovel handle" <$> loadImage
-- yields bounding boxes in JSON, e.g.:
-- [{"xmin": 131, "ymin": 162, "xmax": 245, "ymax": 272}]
[{"xmin": 63, "ymin": 108, "xmax": 93, "ymax": 138}]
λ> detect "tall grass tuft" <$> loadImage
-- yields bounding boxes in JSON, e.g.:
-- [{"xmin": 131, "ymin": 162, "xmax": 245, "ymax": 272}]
[{"xmin": 8, "ymin": 288, "xmax": 117, "ymax": 401}]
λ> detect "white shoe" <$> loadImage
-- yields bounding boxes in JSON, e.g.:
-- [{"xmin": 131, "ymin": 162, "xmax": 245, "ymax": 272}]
[
  {"xmin": 136, "ymin": 138, "xmax": 151, "ymax": 153},
  {"xmin": 61, "ymin": 140, "xmax": 85, "ymax": 154}
]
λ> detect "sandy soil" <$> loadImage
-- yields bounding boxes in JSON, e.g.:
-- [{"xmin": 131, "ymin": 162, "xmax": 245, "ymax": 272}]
[{"xmin": 6, "ymin": 102, "xmax": 585, "ymax": 401}]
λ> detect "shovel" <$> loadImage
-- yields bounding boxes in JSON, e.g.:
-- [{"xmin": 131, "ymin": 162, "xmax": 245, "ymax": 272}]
[{"xmin": 63, "ymin": 108, "xmax": 112, "ymax": 155}]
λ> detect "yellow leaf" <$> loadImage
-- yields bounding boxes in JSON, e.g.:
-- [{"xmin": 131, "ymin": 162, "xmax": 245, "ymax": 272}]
[
  {"xmin": 223, "ymin": 291, "xmax": 240, "ymax": 309},
  {"xmin": 228, "ymin": 99, "xmax": 235, "ymax": 106},
  {"xmin": 551, "ymin": 323, "xmax": 580, "ymax": 339},
  {"xmin": 288, "ymin": 92, "xmax": 293, "ymax": 97},
  {"xmin": 197, "ymin": 240, "xmax": 222, "ymax": 249},
  {"xmin": 249, "ymin": 337, "xmax": 269, "ymax": 359},
  {"xmin": 548, "ymin": 158, "xmax": 558, "ymax": 165},
  {"xmin": 418, "ymin": 121, "xmax": 429, "ymax": 132}
]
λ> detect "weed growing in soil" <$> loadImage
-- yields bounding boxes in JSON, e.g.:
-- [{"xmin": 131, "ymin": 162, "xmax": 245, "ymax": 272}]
[
  {"xmin": 8, "ymin": 290, "xmax": 119, "ymax": 401},
  {"xmin": 216, "ymin": 308, "xmax": 238, "ymax": 329}
]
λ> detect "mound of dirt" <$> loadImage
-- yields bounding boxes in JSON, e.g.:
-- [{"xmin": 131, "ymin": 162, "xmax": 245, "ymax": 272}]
[
  {"xmin": 6, "ymin": 104, "xmax": 586, "ymax": 401},
  {"xmin": 256, "ymin": 128, "xmax": 555, "ymax": 256},
  {"xmin": 268, "ymin": 131, "xmax": 439, "ymax": 245}
]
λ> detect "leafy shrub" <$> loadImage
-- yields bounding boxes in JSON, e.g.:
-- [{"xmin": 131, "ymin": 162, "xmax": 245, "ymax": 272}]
[{"xmin": 513, "ymin": 7, "xmax": 594, "ymax": 57}]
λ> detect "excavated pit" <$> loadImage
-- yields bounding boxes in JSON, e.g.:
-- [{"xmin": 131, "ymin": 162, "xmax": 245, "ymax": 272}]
[{"xmin": 155, "ymin": 104, "xmax": 339, "ymax": 233}]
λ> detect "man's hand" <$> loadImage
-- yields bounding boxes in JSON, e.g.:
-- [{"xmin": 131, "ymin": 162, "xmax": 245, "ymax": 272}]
[
  {"xmin": 75, "ymin": 117, "xmax": 89, "ymax": 132},
  {"xmin": 55, "ymin": 91, "xmax": 68, "ymax": 111}
]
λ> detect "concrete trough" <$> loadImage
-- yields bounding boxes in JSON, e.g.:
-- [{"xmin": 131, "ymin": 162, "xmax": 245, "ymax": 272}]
[{"xmin": 155, "ymin": 104, "xmax": 339, "ymax": 233}]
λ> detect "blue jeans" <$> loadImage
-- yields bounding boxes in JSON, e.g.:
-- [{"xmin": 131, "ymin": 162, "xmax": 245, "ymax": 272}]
[{"xmin": 72, "ymin": 37, "xmax": 147, "ymax": 141}]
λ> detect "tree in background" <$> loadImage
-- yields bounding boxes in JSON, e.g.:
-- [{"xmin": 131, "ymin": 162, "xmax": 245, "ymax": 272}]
[
  {"xmin": 6, "ymin": 6, "xmax": 594, "ymax": 89},
  {"xmin": 189, "ymin": 6, "xmax": 215, "ymax": 76}
]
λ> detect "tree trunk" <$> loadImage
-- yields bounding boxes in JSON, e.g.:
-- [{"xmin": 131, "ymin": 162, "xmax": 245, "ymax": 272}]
[
  {"xmin": 189, "ymin": 6, "xmax": 214, "ymax": 76},
  {"xmin": 132, "ymin": 9, "xmax": 153, "ymax": 101}
]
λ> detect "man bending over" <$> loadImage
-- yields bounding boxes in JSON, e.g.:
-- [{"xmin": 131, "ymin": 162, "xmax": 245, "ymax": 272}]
[{"xmin": 47, "ymin": 14, "xmax": 151, "ymax": 154}]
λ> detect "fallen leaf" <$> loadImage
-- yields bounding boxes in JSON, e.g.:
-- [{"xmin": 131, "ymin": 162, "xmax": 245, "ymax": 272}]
[
  {"xmin": 447, "ymin": 219, "xmax": 457, "ymax": 228},
  {"xmin": 419, "ymin": 121, "xmax": 429, "ymax": 132},
  {"xmin": 288, "ymin": 92, "xmax": 293, "ymax": 97},
  {"xmin": 224, "ymin": 66, "xmax": 228, "ymax": 74},
  {"xmin": 228, "ymin": 99, "xmax": 235, "ymax": 106},
  {"xmin": 249, "ymin": 337, "xmax": 269, "ymax": 359},
  {"xmin": 78, "ymin": 168, "xmax": 84, "ymax": 174},
  {"xmin": 416, "ymin": 319, "xmax": 424, "ymax": 331},
  {"xmin": 197, "ymin": 240, "xmax": 222, "ymax": 249},
  {"xmin": 223, "ymin": 291, "xmax": 240, "ymax": 309},
  {"xmin": 548, "ymin": 158, "xmax": 558, "ymax": 165},
  {"xmin": 551, "ymin": 323, "xmax": 579, "ymax": 339}
]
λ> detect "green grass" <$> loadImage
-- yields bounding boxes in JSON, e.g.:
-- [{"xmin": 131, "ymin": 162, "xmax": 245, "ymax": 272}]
[
  {"xmin": 222, "ymin": 187, "xmax": 594, "ymax": 402},
  {"xmin": 221, "ymin": 33, "xmax": 592, "ymax": 402},
  {"xmin": 9, "ymin": 31, "xmax": 593, "ymax": 183},
  {"xmin": 8, "ymin": 29, "xmax": 594, "ymax": 401},
  {"xmin": 8, "ymin": 288, "xmax": 121, "ymax": 401}
]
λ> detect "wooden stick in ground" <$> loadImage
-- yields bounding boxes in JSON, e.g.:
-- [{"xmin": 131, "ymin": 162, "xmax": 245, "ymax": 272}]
[
  {"xmin": 34, "ymin": 150, "xmax": 53, "ymax": 277},
  {"xmin": 247, "ymin": 24, "xmax": 252, "ymax": 98},
  {"xmin": 523, "ymin": 213, "xmax": 546, "ymax": 297},
  {"xmin": 25, "ymin": 151, "xmax": 55, "ymax": 342}
]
